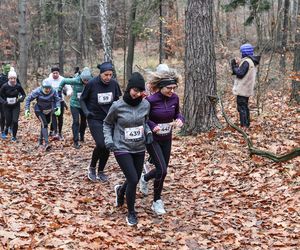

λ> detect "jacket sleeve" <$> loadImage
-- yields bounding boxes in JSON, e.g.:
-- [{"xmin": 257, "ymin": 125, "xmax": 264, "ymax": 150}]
[
  {"xmin": 0, "ymin": 85, "xmax": 6, "ymax": 104},
  {"xmin": 53, "ymin": 91, "xmax": 61, "ymax": 109},
  {"xmin": 18, "ymin": 85, "xmax": 26, "ymax": 102},
  {"xmin": 80, "ymin": 83, "xmax": 91, "ymax": 115},
  {"xmin": 232, "ymin": 61, "xmax": 249, "ymax": 79},
  {"xmin": 25, "ymin": 88, "xmax": 39, "ymax": 110},
  {"xmin": 103, "ymin": 103, "xmax": 117, "ymax": 146}
]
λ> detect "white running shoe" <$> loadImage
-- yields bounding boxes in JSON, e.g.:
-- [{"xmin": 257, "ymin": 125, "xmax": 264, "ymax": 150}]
[
  {"xmin": 139, "ymin": 174, "xmax": 148, "ymax": 195},
  {"xmin": 151, "ymin": 199, "xmax": 166, "ymax": 215}
]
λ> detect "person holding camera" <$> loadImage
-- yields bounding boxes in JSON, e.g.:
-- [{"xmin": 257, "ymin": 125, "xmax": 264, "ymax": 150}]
[{"xmin": 231, "ymin": 43, "xmax": 260, "ymax": 129}]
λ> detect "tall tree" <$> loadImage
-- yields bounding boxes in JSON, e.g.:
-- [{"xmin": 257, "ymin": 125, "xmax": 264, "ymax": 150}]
[
  {"xmin": 99, "ymin": 0, "xmax": 113, "ymax": 62},
  {"xmin": 76, "ymin": 0, "xmax": 86, "ymax": 66},
  {"xmin": 159, "ymin": 0, "xmax": 165, "ymax": 63},
  {"xmin": 279, "ymin": 0, "xmax": 290, "ymax": 73},
  {"xmin": 18, "ymin": 0, "xmax": 28, "ymax": 87},
  {"xmin": 126, "ymin": 0, "xmax": 138, "ymax": 80},
  {"xmin": 292, "ymin": 0, "xmax": 300, "ymax": 103},
  {"xmin": 58, "ymin": 0, "xmax": 64, "ymax": 74},
  {"xmin": 183, "ymin": 0, "xmax": 219, "ymax": 134}
]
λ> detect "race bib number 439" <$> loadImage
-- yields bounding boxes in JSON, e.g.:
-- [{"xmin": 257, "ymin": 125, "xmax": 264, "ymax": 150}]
[
  {"xmin": 124, "ymin": 126, "xmax": 144, "ymax": 140},
  {"xmin": 97, "ymin": 92, "xmax": 113, "ymax": 104}
]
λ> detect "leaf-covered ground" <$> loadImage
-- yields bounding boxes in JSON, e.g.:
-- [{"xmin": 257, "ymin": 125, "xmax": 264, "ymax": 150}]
[{"xmin": 0, "ymin": 90, "xmax": 299, "ymax": 249}]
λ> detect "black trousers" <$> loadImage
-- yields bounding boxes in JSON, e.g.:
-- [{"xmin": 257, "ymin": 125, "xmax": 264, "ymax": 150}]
[
  {"xmin": 115, "ymin": 152, "xmax": 145, "ymax": 212},
  {"xmin": 88, "ymin": 119, "xmax": 110, "ymax": 172},
  {"xmin": 145, "ymin": 139, "xmax": 172, "ymax": 201},
  {"xmin": 0, "ymin": 104, "xmax": 5, "ymax": 132},
  {"xmin": 50, "ymin": 101, "xmax": 65, "ymax": 134},
  {"xmin": 3, "ymin": 104, "xmax": 20, "ymax": 137},
  {"xmin": 237, "ymin": 95, "xmax": 250, "ymax": 128},
  {"xmin": 70, "ymin": 106, "xmax": 87, "ymax": 143}
]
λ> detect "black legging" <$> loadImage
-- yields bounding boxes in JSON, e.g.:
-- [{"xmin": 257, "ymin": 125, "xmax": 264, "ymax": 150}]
[
  {"xmin": 50, "ymin": 101, "xmax": 65, "ymax": 134},
  {"xmin": 0, "ymin": 104, "xmax": 5, "ymax": 132},
  {"xmin": 115, "ymin": 152, "xmax": 145, "ymax": 212},
  {"xmin": 145, "ymin": 139, "xmax": 172, "ymax": 201},
  {"xmin": 88, "ymin": 119, "xmax": 110, "ymax": 172},
  {"xmin": 70, "ymin": 106, "xmax": 87, "ymax": 143},
  {"xmin": 4, "ymin": 104, "xmax": 20, "ymax": 137},
  {"xmin": 35, "ymin": 111, "xmax": 52, "ymax": 144},
  {"xmin": 237, "ymin": 95, "xmax": 250, "ymax": 127}
]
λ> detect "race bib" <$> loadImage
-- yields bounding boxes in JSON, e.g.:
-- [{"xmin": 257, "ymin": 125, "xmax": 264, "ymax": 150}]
[
  {"xmin": 43, "ymin": 109, "xmax": 52, "ymax": 115},
  {"xmin": 77, "ymin": 92, "xmax": 82, "ymax": 99},
  {"xmin": 157, "ymin": 123, "xmax": 172, "ymax": 135},
  {"xmin": 97, "ymin": 92, "xmax": 113, "ymax": 104},
  {"xmin": 7, "ymin": 97, "xmax": 17, "ymax": 104},
  {"xmin": 124, "ymin": 126, "xmax": 144, "ymax": 140}
]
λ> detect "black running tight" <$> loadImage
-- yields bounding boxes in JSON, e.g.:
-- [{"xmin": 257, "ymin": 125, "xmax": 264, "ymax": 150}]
[
  {"xmin": 115, "ymin": 152, "xmax": 145, "ymax": 212},
  {"xmin": 145, "ymin": 139, "xmax": 172, "ymax": 201}
]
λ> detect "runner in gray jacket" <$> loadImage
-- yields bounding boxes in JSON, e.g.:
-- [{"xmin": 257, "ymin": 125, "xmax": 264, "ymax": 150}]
[{"xmin": 103, "ymin": 72, "xmax": 153, "ymax": 226}]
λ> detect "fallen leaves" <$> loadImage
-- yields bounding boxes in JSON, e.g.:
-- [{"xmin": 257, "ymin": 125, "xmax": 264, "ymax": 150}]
[{"xmin": 0, "ymin": 90, "xmax": 299, "ymax": 249}]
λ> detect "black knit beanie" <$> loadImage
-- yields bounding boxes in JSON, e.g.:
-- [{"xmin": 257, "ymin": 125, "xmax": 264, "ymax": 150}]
[{"xmin": 126, "ymin": 72, "xmax": 145, "ymax": 91}]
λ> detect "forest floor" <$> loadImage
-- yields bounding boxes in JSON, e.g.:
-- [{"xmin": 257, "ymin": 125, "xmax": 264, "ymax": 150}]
[{"xmin": 0, "ymin": 87, "xmax": 299, "ymax": 249}]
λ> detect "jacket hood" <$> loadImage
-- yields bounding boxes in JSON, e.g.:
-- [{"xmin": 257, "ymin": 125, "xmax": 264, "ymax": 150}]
[{"xmin": 247, "ymin": 55, "xmax": 260, "ymax": 66}]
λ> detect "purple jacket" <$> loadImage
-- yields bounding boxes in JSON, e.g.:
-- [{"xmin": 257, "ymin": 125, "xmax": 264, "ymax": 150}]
[{"xmin": 146, "ymin": 92, "xmax": 184, "ymax": 141}]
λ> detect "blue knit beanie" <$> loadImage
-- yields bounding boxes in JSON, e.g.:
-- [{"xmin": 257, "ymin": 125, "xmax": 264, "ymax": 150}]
[
  {"xmin": 240, "ymin": 43, "xmax": 254, "ymax": 57},
  {"xmin": 97, "ymin": 62, "xmax": 113, "ymax": 73}
]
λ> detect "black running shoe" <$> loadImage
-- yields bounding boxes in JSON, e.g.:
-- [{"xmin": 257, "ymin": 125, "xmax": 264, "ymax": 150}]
[
  {"xmin": 114, "ymin": 184, "xmax": 124, "ymax": 207},
  {"xmin": 126, "ymin": 211, "xmax": 138, "ymax": 226}
]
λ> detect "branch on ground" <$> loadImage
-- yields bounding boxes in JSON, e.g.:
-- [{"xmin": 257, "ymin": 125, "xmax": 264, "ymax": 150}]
[{"xmin": 208, "ymin": 95, "xmax": 300, "ymax": 162}]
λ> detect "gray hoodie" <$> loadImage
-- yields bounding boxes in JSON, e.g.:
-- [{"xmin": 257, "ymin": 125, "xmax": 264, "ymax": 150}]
[{"xmin": 103, "ymin": 98, "xmax": 151, "ymax": 153}]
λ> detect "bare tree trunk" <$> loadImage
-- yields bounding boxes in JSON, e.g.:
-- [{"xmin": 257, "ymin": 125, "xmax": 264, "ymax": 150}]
[
  {"xmin": 280, "ymin": 0, "xmax": 290, "ymax": 73},
  {"xmin": 58, "ymin": 0, "xmax": 64, "ymax": 75},
  {"xmin": 183, "ymin": 0, "xmax": 220, "ymax": 134},
  {"xmin": 225, "ymin": 0, "xmax": 231, "ymax": 41},
  {"xmin": 99, "ymin": 0, "xmax": 113, "ymax": 62},
  {"xmin": 159, "ymin": 0, "xmax": 164, "ymax": 63},
  {"xmin": 276, "ymin": 0, "xmax": 283, "ymax": 50},
  {"xmin": 292, "ymin": 0, "xmax": 300, "ymax": 103},
  {"xmin": 76, "ymin": 0, "xmax": 85, "ymax": 66},
  {"xmin": 126, "ymin": 0, "xmax": 137, "ymax": 80},
  {"xmin": 122, "ymin": 0, "xmax": 127, "ymax": 88},
  {"xmin": 18, "ymin": 0, "xmax": 28, "ymax": 88}
]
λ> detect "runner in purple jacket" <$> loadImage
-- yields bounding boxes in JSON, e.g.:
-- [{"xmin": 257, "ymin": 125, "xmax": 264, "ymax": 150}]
[{"xmin": 140, "ymin": 67, "xmax": 184, "ymax": 215}]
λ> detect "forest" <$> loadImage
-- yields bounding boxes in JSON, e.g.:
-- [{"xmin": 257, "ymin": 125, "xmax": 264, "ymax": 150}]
[{"xmin": 0, "ymin": 0, "xmax": 299, "ymax": 249}]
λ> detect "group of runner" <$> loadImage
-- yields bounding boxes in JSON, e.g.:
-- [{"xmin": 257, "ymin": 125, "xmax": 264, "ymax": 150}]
[{"xmin": 0, "ymin": 62, "xmax": 184, "ymax": 226}]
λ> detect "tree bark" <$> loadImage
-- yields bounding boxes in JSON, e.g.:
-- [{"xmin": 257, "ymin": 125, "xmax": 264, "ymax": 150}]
[
  {"xmin": 76, "ymin": 0, "xmax": 85, "ymax": 66},
  {"xmin": 99, "ymin": 0, "xmax": 113, "ymax": 62},
  {"xmin": 18, "ymin": 0, "xmax": 28, "ymax": 88},
  {"xmin": 58, "ymin": 0, "xmax": 64, "ymax": 75},
  {"xmin": 126, "ymin": 0, "xmax": 137, "ymax": 80},
  {"xmin": 159, "ymin": 0, "xmax": 165, "ymax": 63},
  {"xmin": 276, "ymin": 0, "xmax": 283, "ymax": 50},
  {"xmin": 292, "ymin": 0, "xmax": 300, "ymax": 103},
  {"xmin": 279, "ymin": 0, "xmax": 290, "ymax": 73},
  {"xmin": 182, "ymin": 0, "xmax": 220, "ymax": 134}
]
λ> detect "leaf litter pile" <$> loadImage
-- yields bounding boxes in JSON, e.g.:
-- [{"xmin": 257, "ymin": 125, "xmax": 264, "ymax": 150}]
[{"xmin": 0, "ymin": 90, "xmax": 299, "ymax": 249}]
